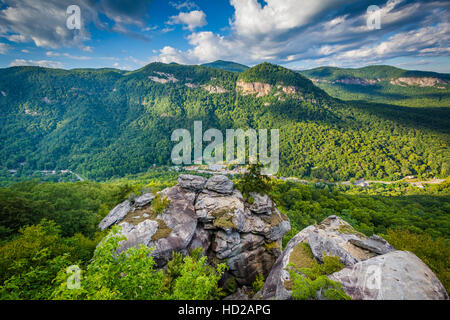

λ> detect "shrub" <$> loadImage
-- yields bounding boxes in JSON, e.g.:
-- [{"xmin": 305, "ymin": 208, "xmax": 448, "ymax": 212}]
[
  {"xmin": 236, "ymin": 163, "xmax": 271, "ymax": 199},
  {"xmin": 286, "ymin": 244, "xmax": 351, "ymax": 300}
]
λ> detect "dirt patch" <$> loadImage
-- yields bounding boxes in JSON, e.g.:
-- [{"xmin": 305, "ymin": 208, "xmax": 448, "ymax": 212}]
[
  {"xmin": 343, "ymin": 242, "xmax": 375, "ymax": 261},
  {"xmin": 288, "ymin": 242, "xmax": 315, "ymax": 269},
  {"xmin": 152, "ymin": 219, "xmax": 172, "ymax": 241},
  {"xmin": 121, "ymin": 206, "xmax": 157, "ymax": 225}
]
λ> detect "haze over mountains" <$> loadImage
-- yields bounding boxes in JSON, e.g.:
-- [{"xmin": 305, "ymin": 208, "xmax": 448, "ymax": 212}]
[{"xmin": 0, "ymin": 61, "xmax": 448, "ymax": 182}]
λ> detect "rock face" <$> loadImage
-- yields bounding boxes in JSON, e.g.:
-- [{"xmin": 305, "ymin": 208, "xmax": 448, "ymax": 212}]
[
  {"xmin": 236, "ymin": 80, "xmax": 302, "ymax": 97},
  {"xmin": 201, "ymin": 85, "xmax": 228, "ymax": 94},
  {"xmin": 262, "ymin": 215, "xmax": 447, "ymax": 300},
  {"xmin": 390, "ymin": 77, "xmax": 449, "ymax": 87},
  {"xmin": 98, "ymin": 174, "xmax": 290, "ymax": 285},
  {"xmin": 329, "ymin": 251, "xmax": 449, "ymax": 300},
  {"xmin": 236, "ymin": 80, "xmax": 273, "ymax": 97}
]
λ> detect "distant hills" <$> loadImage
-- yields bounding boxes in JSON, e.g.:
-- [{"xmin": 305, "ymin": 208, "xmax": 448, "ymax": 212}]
[
  {"xmin": 0, "ymin": 61, "xmax": 448, "ymax": 182},
  {"xmin": 298, "ymin": 65, "xmax": 450, "ymax": 107},
  {"xmin": 201, "ymin": 60, "xmax": 249, "ymax": 72},
  {"xmin": 201, "ymin": 61, "xmax": 450, "ymax": 107}
]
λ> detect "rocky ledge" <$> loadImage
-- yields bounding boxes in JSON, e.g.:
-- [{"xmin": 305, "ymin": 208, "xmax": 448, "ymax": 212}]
[
  {"xmin": 98, "ymin": 174, "xmax": 291, "ymax": 285},
  {"xmin": 262, "ymin": 215, "xmax": 448, "ymax": 300}
]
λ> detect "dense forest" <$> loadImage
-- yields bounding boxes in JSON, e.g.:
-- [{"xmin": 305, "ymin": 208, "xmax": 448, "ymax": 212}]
[{"xmin": 0, "ymin": 62, "xmax": 448, "ymax": 182}]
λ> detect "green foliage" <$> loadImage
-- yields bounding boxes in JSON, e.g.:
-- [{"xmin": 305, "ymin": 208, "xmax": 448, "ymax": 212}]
[
  {"xmin": 270, "ymin": 180, "xmax": 450, "ymax": 240},
  {"xmin": 51, "ymin": 226, "xmax": 165, "ymax": 300},
  {"xmin": 251, "ymin": 274, "xmax": 265, "ymax": 296},
  {"xmin": 169, "ymin": 248, "xmax": 228, "ymax": 300},
  {"xmin": 202, "ymin": 60, "xmax": 249, "ymax": 73},
  {"xmin": 236, "ymin": 163, "xmax": 271, "ymax": 199},
  {"xmin": 0, "ymin": 180, "xmax": 133, "ymax": 240},
  {"xmin": 287, "ymin": 249, "xmax": 350, "ymax": 300},
  {"xmin": 0, "ymin": 219, "xmax": 97, "ymax": 299},
  {"xmin": 51, "ymin": 230, "xmax": 227, "ymax": 300},
  {"xmin": 151, "ymin": 193, "xmax": 170, "ymax": 214}
]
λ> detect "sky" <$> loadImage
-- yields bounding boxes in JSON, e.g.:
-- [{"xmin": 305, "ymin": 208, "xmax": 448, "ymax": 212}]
[{"xmin": 0, "ymin": 0, "xmax": 449, "ymax": 72}]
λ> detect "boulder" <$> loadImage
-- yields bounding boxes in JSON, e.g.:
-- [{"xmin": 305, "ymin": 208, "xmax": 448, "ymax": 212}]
[
  {"xmin": 98, "ymin": 200, "xmax": 131, "ymax": 231},
  {"xmin": 205, "ymin": 175, "xmax": 234, "ymax": 194},
  {"xmin": 329, "ymin": 251, "xmax": 448, "ymax": 300},
  {"xmin": 248, "ymin": 192, "xmax": 275, "ymax": 215},
  {"xmin": 98, "ymin": 174, "xmax": 290, "ymax": 285},
  {"xmin": 348, "ymin": 235, "xmax": 395, "ymax": 255},
  {"xmin": 133, "ymin": 193, "xmax": 154, "ymax": 208},
  {"xmin": 178, "ymin": 174, "xmax": 207, "ymax": 192},
  {"xmin": 262, "ymin": 215, "xmax": 394, "ymax": 300},
  {"xmin": 262, "ymin": 215, "xmax": 447, "ymax": 300}
]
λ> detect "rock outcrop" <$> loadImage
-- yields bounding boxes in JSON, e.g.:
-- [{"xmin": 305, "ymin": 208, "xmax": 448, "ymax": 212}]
[
  {"xmin": 148, "ymin": 72, "xmax": 179, "ymax": 84},
  {"xmin": 236, "ymin": 80, "xmax": 302, "ymax": 98},
  {"xmin": 390, "ymin": 77, "xmax": 449, "ymax": 87},
  {"xmin": 98, "ymin": 174, "xmax": 290, "ymax": 285},
  {"xmin": 236, "ymin": 80, "xmax": 273, "ymax": 97},
  {"xmin": 329, "ymin": 250, "xmax": 448, "ymax": 300},
  {"xmin": 262, "ymin": 215, "xmax": 447, "ymax": 300},
  {"xmin": 201, "ymin": 85, "xmax": 228, "ymax": 94}
]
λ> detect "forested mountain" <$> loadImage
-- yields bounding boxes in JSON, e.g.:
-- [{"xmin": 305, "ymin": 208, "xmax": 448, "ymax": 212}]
[
  {"xmin": 0, "ymin": 62, "xmax": 448, "ymax": 182},
  {"xmin": 299, "ymin": 65, "xmax": 450, "ymax": 107},
  {"xmin": 201, "ymin": 60, "xmax": 249, "ymax": 72}
]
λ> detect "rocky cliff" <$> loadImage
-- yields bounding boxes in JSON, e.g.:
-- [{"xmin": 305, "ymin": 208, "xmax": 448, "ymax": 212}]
[
  {"xmin": 98, "ymin": 174, "xmax": 291, "ymax": 285},
  {"xmin": 99, "ymin": 177, "xmax": 447, "ymax": 300}
]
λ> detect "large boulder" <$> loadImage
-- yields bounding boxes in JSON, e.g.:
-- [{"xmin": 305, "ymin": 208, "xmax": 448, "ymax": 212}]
[
  {"xmin": 205, "ymin": 174, "xmax": 234, "ymax": 194},
  {"xmin": 329, "ymin": 251, "xmax": 449, "ymax": 300},
  {"xmin": 98, "ymin": 174, "xmax": 290, "ymax": 285},
  {"xmin": 178, "ymin": 174, "xmax": 207, "ymax": 192},
  {"xmin": 262, "ymin": 215, "xmax": 396, "ymax": 300},
  {"xmin": 98, "ymin": 200, "xmax": 132, "ymax": 231},
  {"xmin": 262, "ymin": 215, "xmax": 447, "ymax": 300}
]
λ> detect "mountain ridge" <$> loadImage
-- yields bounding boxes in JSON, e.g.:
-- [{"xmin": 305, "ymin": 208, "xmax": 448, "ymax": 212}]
[{"xmin": 0, "ymin": 61, "xmax": 448, "ymax": 182}]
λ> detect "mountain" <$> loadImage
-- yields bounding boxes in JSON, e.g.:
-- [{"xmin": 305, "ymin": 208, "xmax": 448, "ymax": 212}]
[
  {"xmin": 201, "ymin": 60, "xmax": 249, "ymax": 72},
  {"xmin": 0, "ymin": 62, "xmax": 448, "ymax": 182},
  {"xmin": 299, "ymin": 65, "xmax": 450, "ymax": 107}
]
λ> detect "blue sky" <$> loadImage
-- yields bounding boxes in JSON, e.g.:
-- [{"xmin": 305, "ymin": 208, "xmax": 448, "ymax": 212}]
[{"xmin": 0, "ymin": 0, "xmax": 449, "ymax": 72}]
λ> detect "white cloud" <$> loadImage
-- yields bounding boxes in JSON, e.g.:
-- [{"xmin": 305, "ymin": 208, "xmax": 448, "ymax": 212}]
[
  {"xmin": 0, "ymin": 43, "xmax": 11, "ymax": 54},
  {"xmin": 0, "ymin": 0, "xmax": 153, "ymax": 49},
  {"xmin": 9, "ymin": 59, "xmax": 64, "ymax": 68},
  {"xmin": 335, "ymin": 22, "xmax": 450, "ymax": 63},
  {"xmin": 157, "ymin": 46, "xmax": 190, "ymax": 64},
  {"xmin": 167, "ymin": 10, "xmax": 207, "ymax": 31},
  {"xmin": 46, "ymin": 51, "xmax": 91, "ymax": 60},
  {"xmin": 157, "ymin": 0, "xmax": 450, "ymax": 68},
  {"xmin": 0, "ymin": 0, "xmax": 91, "ymax": 49},
  {"xmin": 170, "ymin": 1, "xmax": 199, "ymax": 11}
]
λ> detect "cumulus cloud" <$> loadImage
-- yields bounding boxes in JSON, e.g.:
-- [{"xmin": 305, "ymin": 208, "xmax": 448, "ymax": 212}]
[
  {"xmin": 0, "ymin": 0, "xmax": 91, "ymax": 49},
  {"xmin": 158, "ymin": 0, "xmax": 450, "ymax": 68},
  {"xmin": 9, "ymin": 59, "xmax": 64, "ymax": 68},
  {"xmin": 0, "ymin": 0, "xmax": 153, "ymax": 49},
  {"xmin": 167, "ymin": 10, "xmax": 207, "ymax": 31}
]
